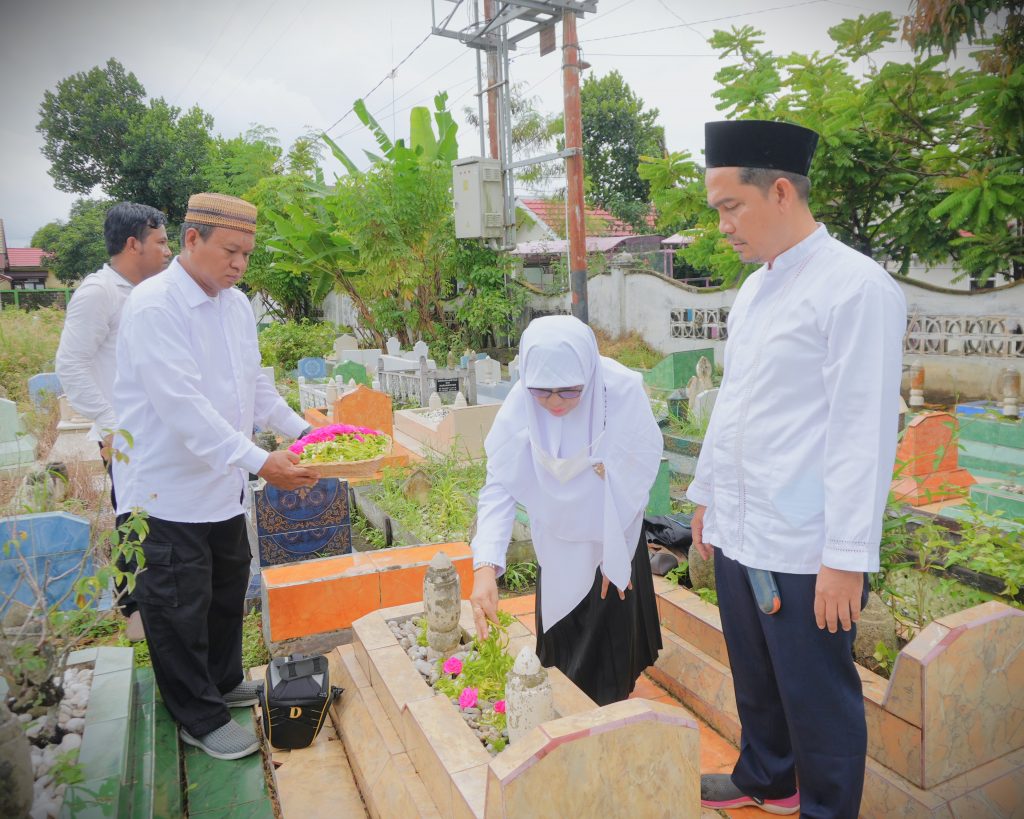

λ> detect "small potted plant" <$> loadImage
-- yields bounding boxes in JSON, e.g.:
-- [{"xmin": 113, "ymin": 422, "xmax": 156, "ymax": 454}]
[{"xmin": 288, "ymin": 423, "xmax": 392, "ymax": 478}]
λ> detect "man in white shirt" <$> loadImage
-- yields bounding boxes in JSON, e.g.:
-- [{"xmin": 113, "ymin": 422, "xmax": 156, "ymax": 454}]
[
  {"xmin": 689, "ymin": 120, "xmax": 906, "ymax": 818},
  {"xmin": 113, "ymin": 192, "xmax": 318, "ymax": 760},
  {"xmin": 55, "ymin": 202, "xmax": 171, "ymax": 641}
]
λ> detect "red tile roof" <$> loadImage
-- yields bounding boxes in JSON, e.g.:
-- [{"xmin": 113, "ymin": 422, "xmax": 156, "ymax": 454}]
[
  {"xmin": 6, "ymin": 248, "xmax": 48, "ymax": 269},
  {"xmin": 520, "ymin": 198, "xmax": 655, "ymax": 237}
]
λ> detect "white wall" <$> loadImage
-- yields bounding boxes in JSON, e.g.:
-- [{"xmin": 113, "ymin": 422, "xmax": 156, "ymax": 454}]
[{"xmin": 525, "ymin": 254, "xmax": 1024, "ymax": 401}]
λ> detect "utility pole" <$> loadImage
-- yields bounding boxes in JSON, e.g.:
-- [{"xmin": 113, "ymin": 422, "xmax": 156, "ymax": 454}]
[
  {"xmin": 484, "ymin": 0, "xmax": 500, "ymax": 160},
  {"xmin": 562, "ymin": 9, "xmax": 588, "ymax": 323}
]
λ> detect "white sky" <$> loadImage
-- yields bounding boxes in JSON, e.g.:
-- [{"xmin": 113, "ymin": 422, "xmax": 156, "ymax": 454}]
[{"xmin": 0, "ymin": 0, "xmax": 922, "ymax": 246}]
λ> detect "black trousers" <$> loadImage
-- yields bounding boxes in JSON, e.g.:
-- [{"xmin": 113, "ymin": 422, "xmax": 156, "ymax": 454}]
[
  {"xmin": 101, "ymin": 442, "xmax": 136, "ymax": 617},
  {"xmin": 536, "ymin": 532, "xmax": 662, "ymax": 706},
  {"xmin": 132, "ymin": 515, "xmax": 250, "ymax": 736},
  {"xmin": 715, "ymin": 548, "xmax": 870, "ymax": 819}
]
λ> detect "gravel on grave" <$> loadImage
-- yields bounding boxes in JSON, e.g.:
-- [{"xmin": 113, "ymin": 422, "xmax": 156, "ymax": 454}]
[
  {"xmin": 19, "ymin": 664, "xmax": 92, "ymax": 819},
  {"xmin": 417, "ymin": 408, "xmax": 451, "ymax": 423},
  {"xmin": 386, "ymin": 617, "xmax": 508, "ymax": 752}
]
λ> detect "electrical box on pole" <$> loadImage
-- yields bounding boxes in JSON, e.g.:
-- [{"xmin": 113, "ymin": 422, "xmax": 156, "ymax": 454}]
[{"xmin": 452, "ymin": 157, "xmax": 504, "ymax": 239}]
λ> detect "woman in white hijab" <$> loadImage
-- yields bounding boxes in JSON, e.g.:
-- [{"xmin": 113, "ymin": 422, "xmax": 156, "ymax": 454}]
[{"xmin": 470, "ymin": 315, "xmax": 664, "ymax": 705}]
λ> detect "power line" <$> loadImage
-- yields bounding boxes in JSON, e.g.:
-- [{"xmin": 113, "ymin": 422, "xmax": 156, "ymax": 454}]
[
  {"xmin": 581, "ymin": 0, "xmax": 829, "ymax": 44},
  {"xmin": 172, "ymin": 0, "xmax": 247, "ymax": 107},
  {"xmin": 208, "ymin": 0, "xmax": 318, "ymax": 118},
  {"xmin": 323, "ymin": 1, "xmax": 464, "ymax": 135},
  {"xmin": 193, "ymin": 0, "xmax": 281, "ymax": 107}
]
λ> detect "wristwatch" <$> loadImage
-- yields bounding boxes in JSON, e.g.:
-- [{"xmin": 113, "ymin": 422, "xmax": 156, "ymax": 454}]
[{"xmin": 473, "ymin": 561, "xmax": 502, "ymax": 572}]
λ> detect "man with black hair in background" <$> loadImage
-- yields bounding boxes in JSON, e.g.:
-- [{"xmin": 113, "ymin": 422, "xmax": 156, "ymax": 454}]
[{"xmin": 56, "ymin": 202, "xmax": 171, "ymax": 640}]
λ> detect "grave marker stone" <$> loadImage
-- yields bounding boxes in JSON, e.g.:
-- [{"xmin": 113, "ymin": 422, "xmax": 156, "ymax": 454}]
[
  {"xmin": 411, "ymin": 340, "xmax": 429, "ymax": 361},
  {"xmin": 334, "ymin": 334, "xmax": 359, "ymax": 355},
  {"xmin": 692, "ymin": 387, "xmax": 719, "ymax": 423},
  {"xmin": 0, "ymin": 512, "xmax": 90, "ymax": 612},
  {"xmin": 386, "ymin": 337, "xmax": 402, "ymax": 356},
  {"xmin": 474, "ymin": 356, "xmax": 501, "ymax": 386},
  {"xmin": 254, "ymin": 478, "xmax": 352, "ymax": 566},
  {"xmin": 0, "ymin": 399, "xmax": 37, "ymax": 470},
  {"xmin": 332, "ymin": 384, "xmax": 394, "ymax": 436},
  {"xmin": 333, "ymin": 360, "xmax": 370, "ymax": 387},
  {"xmin": 28, "ymin": 373, "xmax": 62, "ymax": 407},
  {"xmin": 890, "ymin": 411, "xmax": 976, "ymax": 506},
  {"xmin": 297, "ymin": 357, "xmax": 328, "ymax": 379},
  {"xmin": 644, "ymin": 349, "xmax": 715, "ymax": 392},
  {"xmin": 508, "ymin": 355, "xmax": 520, "ymax": 385}
]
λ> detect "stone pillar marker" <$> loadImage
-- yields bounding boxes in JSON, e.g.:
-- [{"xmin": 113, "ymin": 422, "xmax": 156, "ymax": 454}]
[
  {"xmin": 505, "ymin": 646, "xmax": 556, "ymax": 743},
  {"xmin": 423, "ymin": 551, "xmax": 461, "ymax": 655},
  {"xmin": 428, "ymin": 392, "xmax": 442, "ymax": 410},
  {"xmin": 453, "ymin": 391, "xmax": 468, "ymax": 408},
  {"xmin": 909, "ymin": 361, "xmax": 925, "ymax": 408},
  {"xmin": 999, "ymin": 367, "xmax": 1020, "ymax": 417}
]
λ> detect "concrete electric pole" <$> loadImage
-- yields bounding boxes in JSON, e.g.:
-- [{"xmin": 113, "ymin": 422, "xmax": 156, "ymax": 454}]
[{"xmin": 562, "ymin": 9, "xmax": 588, "ymax": 323}]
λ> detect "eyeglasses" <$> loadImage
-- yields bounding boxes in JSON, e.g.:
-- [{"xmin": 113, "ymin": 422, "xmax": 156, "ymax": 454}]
[{"xmin": 528, "ymin": 387, "xmax": 584, "ymax": 400}]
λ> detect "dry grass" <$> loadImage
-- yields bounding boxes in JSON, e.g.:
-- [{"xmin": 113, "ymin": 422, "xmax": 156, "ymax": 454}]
[
  {"xmin": 592, "ymin": 328, "xmax": 663, "ymax": 370},
  {"xmin": 0, "ymin": 307, "xmax": 65, "ymax": 405}
]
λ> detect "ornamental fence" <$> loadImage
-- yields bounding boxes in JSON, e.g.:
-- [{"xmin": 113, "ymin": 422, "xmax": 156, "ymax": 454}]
[{"xmin": 904, "ymin": 314, "xmax": 1024, "ymax": 358}]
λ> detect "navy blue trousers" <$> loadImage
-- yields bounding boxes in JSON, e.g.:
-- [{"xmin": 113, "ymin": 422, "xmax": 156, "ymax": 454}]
[{"xmin": 715, "ymin": 548, "xmax": 869, "ymax": 819}]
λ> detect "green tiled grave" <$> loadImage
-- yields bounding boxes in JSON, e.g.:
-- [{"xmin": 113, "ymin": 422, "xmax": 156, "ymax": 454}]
[{"xmin": 184, "ymin": 708, "xmax": 274, "ymax": 818}]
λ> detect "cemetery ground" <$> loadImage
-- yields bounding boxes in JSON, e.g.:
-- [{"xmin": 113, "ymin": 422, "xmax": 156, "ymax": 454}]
[{"xmin": 1, "ymin": 309, "xmax": 1022, "ymax": 818}]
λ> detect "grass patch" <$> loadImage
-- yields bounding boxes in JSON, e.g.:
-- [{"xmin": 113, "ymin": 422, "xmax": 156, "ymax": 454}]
[
  {"xmin": 0, "ymin": 306, "xmax": 65, "ymax": 405},
  {"xmin": 592, "ymin": 329, "xmax": 661, "ymax": 370},
  {"xmin": 369, "ymin": 446, "xmax": 486, "ymax": 543}
]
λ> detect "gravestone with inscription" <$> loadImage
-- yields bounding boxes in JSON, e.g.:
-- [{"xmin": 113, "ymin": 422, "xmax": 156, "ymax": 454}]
[{"xmin": 0, "ymin": 512, "xmax": 91, "ymax": 612}]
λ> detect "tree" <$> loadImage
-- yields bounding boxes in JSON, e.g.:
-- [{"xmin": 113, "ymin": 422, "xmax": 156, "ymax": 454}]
[
  {"xmin": 903, "ymin": 0, "xmax": 1023, "ymax": 75},
  {"xmin": 640, "ymin": 12, "xmax": 1024, "ymax": 285},
  {"xmin": 37, "ymin": 59, "xmax": 214, "ymax": 220},
  {"xmin": 204, "ymin": 125, "xmax": 283, "ymax": 198},
  {"xmin": 580, "ymin": 70, "xmax": 664, "ymax": 229},
  {"xmin": 31, "ymin": 199, "xmax": 112, "ymax": 283},
  {"xmin": 115, "ymin": 100, "xmax": 213, "ymax": 222},
  {"xmin": 36, "ymin": 59, "xmax": 146, "ymax": 194},
  {"xmin": 464, "ymin": 82, "xmax": 562, "ymax": 189}
]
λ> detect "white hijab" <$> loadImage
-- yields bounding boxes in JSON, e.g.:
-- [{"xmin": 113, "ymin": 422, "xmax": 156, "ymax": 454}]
[{"xmin": 483, "ymin": 316, "xmax": 664, "ymax": 627}]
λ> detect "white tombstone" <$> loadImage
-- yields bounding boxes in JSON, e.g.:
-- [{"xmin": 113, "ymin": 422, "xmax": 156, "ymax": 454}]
[
  {"xmin": 692, "ymin": 388, "xmax": 718, "ymax": 423},
  {"xmin": 474, "ymin": 356, "xmax": 501, "ymax": 386},
  {"xmin": 412, "ymin": 340, "xmax": 429, "ymax": 362},
  {"xmin": 428, "ymin": 392, "xmax": 442, "ymax": 410},
  {"xmin": 371, "ymin": 378, "xmax": 381, "ymax": 391},
  {"xmin": 326, "ymin": 382, "xmax": 339, "ymax": 405},
  {"xmin": 261, "ymin": 366, "xmax": 276, "ymax": 384},
  {"xmin": 334, "ymin": 334, "xmax": 359, "ymax": 355},
  {"xmin": 505, "ymin": 647, "xmax": 556, "ymax": 743},
  {"xmin": 508, "ymin": 355, "xmax": 520, "ymax": 385},
  {"xmin": 453, "ymin": 391, "xmax": 467, "ymax": 408},
  {"xmin": 385, "ymin": 336, "xmax": 402, "ymax": 356}
]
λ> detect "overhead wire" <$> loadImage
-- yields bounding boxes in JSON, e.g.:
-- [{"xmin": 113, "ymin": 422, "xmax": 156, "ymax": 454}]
[
  {"xmin": 172, "ymin": 0, "xmax": 247, "ymax": 107},
  {"xmin": 192, "ymin": 0, "xmax": 281, "ymax": 107}
]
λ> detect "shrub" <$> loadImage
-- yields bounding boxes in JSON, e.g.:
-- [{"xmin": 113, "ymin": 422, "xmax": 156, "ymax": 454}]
[{"xmin": 257, "ymin": 319, "xmax": 337, "ymax": 375}]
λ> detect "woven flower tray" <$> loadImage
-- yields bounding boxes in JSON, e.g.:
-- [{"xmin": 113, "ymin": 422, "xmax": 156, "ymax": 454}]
[{"xmin": 303, "ymin": 434, "xmax": 393, "ymax": 479}]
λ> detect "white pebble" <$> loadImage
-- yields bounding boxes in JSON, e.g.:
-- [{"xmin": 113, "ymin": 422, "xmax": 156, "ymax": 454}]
[
  {"xmin": 18, "ymin": 712, "xmax": 32, "ymax": 724},
  {"xmin": 60, "ymin": 732, "xmax": 82, "ymax": 752},
  {"xmin": 63, "ymin": 718, "xmax": 85, "ymax": 733}
]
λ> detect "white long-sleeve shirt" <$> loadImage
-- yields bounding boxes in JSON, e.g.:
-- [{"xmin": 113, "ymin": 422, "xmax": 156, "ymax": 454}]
[
  {"xmin": 687, "ymin": 225, "xmax": 906, "ymax": 574},
  {"xmin": 55, "ymin": 265, "xmax": 134, "ymax": 442},
  {"xmin": 112, "ymin": 258, "xmax": 306, "ymax": 522}
]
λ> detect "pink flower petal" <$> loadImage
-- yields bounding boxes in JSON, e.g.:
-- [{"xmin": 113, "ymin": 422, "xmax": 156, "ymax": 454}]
[
  {"xmin": 493, "ymin": 700, "xmax": 506, "ymax": 714},
  {"xmin": 443, "ymin": 657, "xmax": 463, "ymax": 675},
  {"xmin": 458, "ymin": 687, "xmax": 478, "ymax": 710}
]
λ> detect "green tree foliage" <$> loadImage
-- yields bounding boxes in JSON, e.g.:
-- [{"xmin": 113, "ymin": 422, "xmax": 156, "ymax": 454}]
[
  {"xmin": 36, "ymin": 59, "xmax": 146, "ymax": 194},
  {"xmin": 580, "ymin": 70, "xmax": 664, "ymax": 230},
  {"xmin": 903, "ymin": 0, "xmax": 1023, "ymax": 75},
  {"xmin": 31, "ymin": 199, "xmax": 111, "ymax": 283},
  {"xmin": 204, "ymin": 125, "xmax": 283, "ymax": 198},
  {"xmin": 640, "ymin": 12, "xmax": 1024, "ymax": 285},
  {"xmin": 115, "ymin": 100, "xmax": 213, "ymax": 222},
  {"xmin": 37, "ymin": 59, "xmax": 213, "ymax": 221},
  {"xmin": 257, "ymin": 319, "xmax": 338, "ymax": 375},
  {"xmin": 464, "ymin": 82, "xmax": 562, "ymax": 188}
]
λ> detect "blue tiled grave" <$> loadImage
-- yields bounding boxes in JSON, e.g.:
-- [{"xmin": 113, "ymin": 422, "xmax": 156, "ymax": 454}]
[
  {"xmin": 296, "ymin": 356, "xmax": 328, "ymax": 379},
  {"xmin": 254, "ymin": 477, "xmax": 352, "ymax": 566},
  {"xmin": 28, "ymin": 372, "xmax": 62, "ymax": 407},
  {"xmin": 0, "ymin": 511, "xmax": 91, "ymax": 612}
]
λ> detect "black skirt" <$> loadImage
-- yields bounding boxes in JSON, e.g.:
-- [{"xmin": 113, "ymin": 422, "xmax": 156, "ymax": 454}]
[{"xmin": 535, "ymin": 531, "xmax": 662, "ymax": 706}]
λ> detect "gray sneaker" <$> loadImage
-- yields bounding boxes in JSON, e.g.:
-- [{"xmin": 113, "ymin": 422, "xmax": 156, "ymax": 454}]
[
  {"xmin": 223, "ymin": 680, "xmax": 263, "ymax": 708},
  {"xmin": 180, "ymin": 721, "xmax": 260, "ymax": 760}
]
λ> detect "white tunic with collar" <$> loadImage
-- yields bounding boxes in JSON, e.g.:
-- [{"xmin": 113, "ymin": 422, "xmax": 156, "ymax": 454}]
[
  {"xmin": 112, "ymin": 258, "xmax": 306, "ymax": 522},
  {"xmin": 55, "ymin": 264, "xmax": 135, "ymax": 442},
  {"xmin": 686, "ymin": 225, "xmax": 906, "ymax": 574}
]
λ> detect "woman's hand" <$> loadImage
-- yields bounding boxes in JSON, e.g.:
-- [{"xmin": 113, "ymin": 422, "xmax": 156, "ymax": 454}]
[
  {"xmin": 600, "ymin": 571, "xmax": 633, "ymax": 600},
  {"xmin": 471, "ymin": 566, "xmax": 500, "ymax": 640}
]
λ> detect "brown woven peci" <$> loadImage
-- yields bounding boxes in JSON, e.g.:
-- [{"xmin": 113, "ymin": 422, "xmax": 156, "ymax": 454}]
[{"xmin": 184, "ymin": 192, "xmax": 258, "ymax": 234}]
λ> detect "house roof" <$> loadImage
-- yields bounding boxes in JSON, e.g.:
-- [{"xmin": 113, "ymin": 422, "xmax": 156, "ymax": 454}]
[
  {"xmin": 519, "ymin": 198, "xmax": 655, "ymax": 237},
  {"xmin": 512, "ymin": 234, "xmax": 664, "ymax": 257},
  {"xmin": 6, "ymin": 248, "xmax": 47, "ymax": 269}
]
